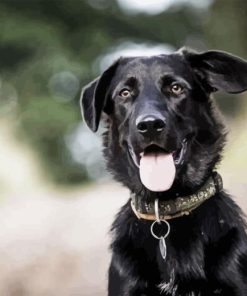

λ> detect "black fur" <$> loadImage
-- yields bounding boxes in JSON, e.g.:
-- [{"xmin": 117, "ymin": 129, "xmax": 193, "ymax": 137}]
[{"xmin": 80, "ymin": 49, "xmax": 247, "ymax": 295}]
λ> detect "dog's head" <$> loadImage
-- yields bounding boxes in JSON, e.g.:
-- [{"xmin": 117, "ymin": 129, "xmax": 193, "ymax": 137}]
[{"xmin": 81, "ymin": 49, "xmax": 247, "ymax": 194}]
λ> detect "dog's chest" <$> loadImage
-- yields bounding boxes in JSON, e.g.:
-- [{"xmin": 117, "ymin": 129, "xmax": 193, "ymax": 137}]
[{"xmin": 156, "ymin": 238, "xmax": 206, "ymax": 294}]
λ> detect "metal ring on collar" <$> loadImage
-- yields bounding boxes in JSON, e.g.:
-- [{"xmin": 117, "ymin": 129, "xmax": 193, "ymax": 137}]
[{"xmin": 150, "ymin": 219, "xmax": 170, "ymax": 240}]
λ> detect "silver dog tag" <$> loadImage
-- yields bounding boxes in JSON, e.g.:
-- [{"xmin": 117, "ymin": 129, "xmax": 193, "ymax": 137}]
[
  {"xmin": 159, "ymin": 237, "xmax": 167, "ymax": 260},
  {"xmin": 151, "ymin": 218, "xmax": 170, "ymax": 261}
]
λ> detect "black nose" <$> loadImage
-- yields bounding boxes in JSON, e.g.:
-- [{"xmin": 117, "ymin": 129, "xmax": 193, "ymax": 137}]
[{"xmin": 136, "ymin": 116, "xmax": 166, "ymax": 137}]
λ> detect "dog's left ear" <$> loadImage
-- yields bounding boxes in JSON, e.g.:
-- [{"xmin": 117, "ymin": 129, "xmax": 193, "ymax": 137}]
[
  {"xmin": 185, "ymin": 50, "xmax": 247, "ymax": 94},
  {"xmin": 80, "ymin": 60, "xmax": 119, "ymax": 132}
]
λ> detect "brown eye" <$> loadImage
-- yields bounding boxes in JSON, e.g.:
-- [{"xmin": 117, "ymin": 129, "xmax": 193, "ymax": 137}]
[
  {"xmin": 119, "ymin": 89, "xmax": 131, "ymax": 98},
  {"xmin": 170, "ymin": 84, "xmax": 184, "ymax": 95}
]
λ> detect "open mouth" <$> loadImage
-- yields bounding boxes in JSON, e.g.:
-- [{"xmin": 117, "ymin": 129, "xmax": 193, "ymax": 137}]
[
  {"xmin": 128, "ymin": 140, "xmax": 188, "ymax": 192},
  {"xmin": 128, "ymin": 140, "xmax": 188, "ymax": 168}
]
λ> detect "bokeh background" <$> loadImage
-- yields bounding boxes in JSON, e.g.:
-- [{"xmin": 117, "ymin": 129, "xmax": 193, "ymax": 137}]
[{"xmin": 0, "ymin": 0, "xmax": 247, "ymax": 295}]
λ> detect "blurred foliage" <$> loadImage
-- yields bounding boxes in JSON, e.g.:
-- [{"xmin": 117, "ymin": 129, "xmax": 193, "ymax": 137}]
[
  {"xmin": 0, "ymin": 0, "xmax": 246, "ymax": 185},
  {"xmin": 204, "ymin": 0, "xmax": 247, "ymax": 58}
]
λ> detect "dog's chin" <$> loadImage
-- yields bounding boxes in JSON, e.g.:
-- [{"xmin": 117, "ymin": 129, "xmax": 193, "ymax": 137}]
[{"xmin": 127, "ymin": 139, "xmax": 188, "ymax": 192}]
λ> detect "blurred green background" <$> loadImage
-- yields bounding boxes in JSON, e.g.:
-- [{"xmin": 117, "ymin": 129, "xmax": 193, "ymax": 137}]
[
  {"xmin": 0, "ymin": 0, "xmax": 246, "ymax": 188},
  {"xmin": 0, "ymin": 1, "xmax": 246, "ymax": 295}
]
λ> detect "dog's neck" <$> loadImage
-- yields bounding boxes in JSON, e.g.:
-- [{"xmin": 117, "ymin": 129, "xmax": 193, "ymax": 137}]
[{"xmin": 131, "ymin": 172, "xmax": 223, "ymax": 221}]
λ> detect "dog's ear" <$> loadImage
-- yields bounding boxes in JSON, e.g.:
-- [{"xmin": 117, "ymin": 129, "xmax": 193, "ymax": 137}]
[
  {"xmin": 80, "ymin": 60, "xmax": 119, "ymax": 132},
  {"xmin": 185, "ymin": 50, "xmax": 247, "ymax": 94}
]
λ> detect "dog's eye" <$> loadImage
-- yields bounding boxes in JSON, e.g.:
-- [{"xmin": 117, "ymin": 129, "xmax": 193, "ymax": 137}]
[
  {"xmin": 170, "ymin": 84, "xmax": 184, "ymax": 95},
  {"xmin": 119, "ymin": 89, "xmax": 131, "ymax": 98}
]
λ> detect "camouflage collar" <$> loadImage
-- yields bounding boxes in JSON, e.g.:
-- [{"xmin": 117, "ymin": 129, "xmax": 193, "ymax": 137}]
[{"xmin": 131, "ymin": 172, "xmax": 223, "ymax": 221}]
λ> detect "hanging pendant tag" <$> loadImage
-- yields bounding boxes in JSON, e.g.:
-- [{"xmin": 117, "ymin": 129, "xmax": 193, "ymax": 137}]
[
  {"xmin": 150, "ymin": 219, "xmax": 170, "ymax": 261},
  {"xmin": 150, "ymin": 199, "xmax": 170, "ymax": 261},
  {"xmin": 159, "ymin": 237, "xmax": 167, "ymax": 260}
]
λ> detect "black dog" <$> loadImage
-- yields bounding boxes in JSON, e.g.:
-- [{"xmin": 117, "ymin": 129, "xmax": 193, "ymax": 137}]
[{"xmin": 81, "ymin": 49, "xmax": 247, "ymax": 295}]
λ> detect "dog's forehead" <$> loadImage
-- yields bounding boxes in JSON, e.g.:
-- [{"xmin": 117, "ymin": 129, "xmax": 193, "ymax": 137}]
[{"xmin": 115, "ymin": 54, "xmax": 190, "ymax": 80}]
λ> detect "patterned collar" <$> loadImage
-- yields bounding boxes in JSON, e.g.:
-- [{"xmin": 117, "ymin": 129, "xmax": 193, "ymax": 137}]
[{"xmin": 131, "ymin": 172, "xmax": 223, "ymax": 221}]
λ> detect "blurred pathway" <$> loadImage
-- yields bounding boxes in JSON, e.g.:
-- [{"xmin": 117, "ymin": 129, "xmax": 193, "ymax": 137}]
[{"xmin": 0, "ymin": 183, "xmax": 128, "ymax": 296}]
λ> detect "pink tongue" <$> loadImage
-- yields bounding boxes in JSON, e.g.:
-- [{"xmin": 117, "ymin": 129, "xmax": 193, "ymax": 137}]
[{"xmin": 139, "ymin": 152, "xmax": 176, "ymax": 192}]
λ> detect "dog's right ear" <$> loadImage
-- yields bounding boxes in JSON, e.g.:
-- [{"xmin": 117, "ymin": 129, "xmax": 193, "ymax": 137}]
[
  {"xmin": 184, "ymin": 49, "xmax": 247, "ymax": 94},
  {"xmin": 80, "ymin": 60, "xmax": 119, "ymax": 132}
]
